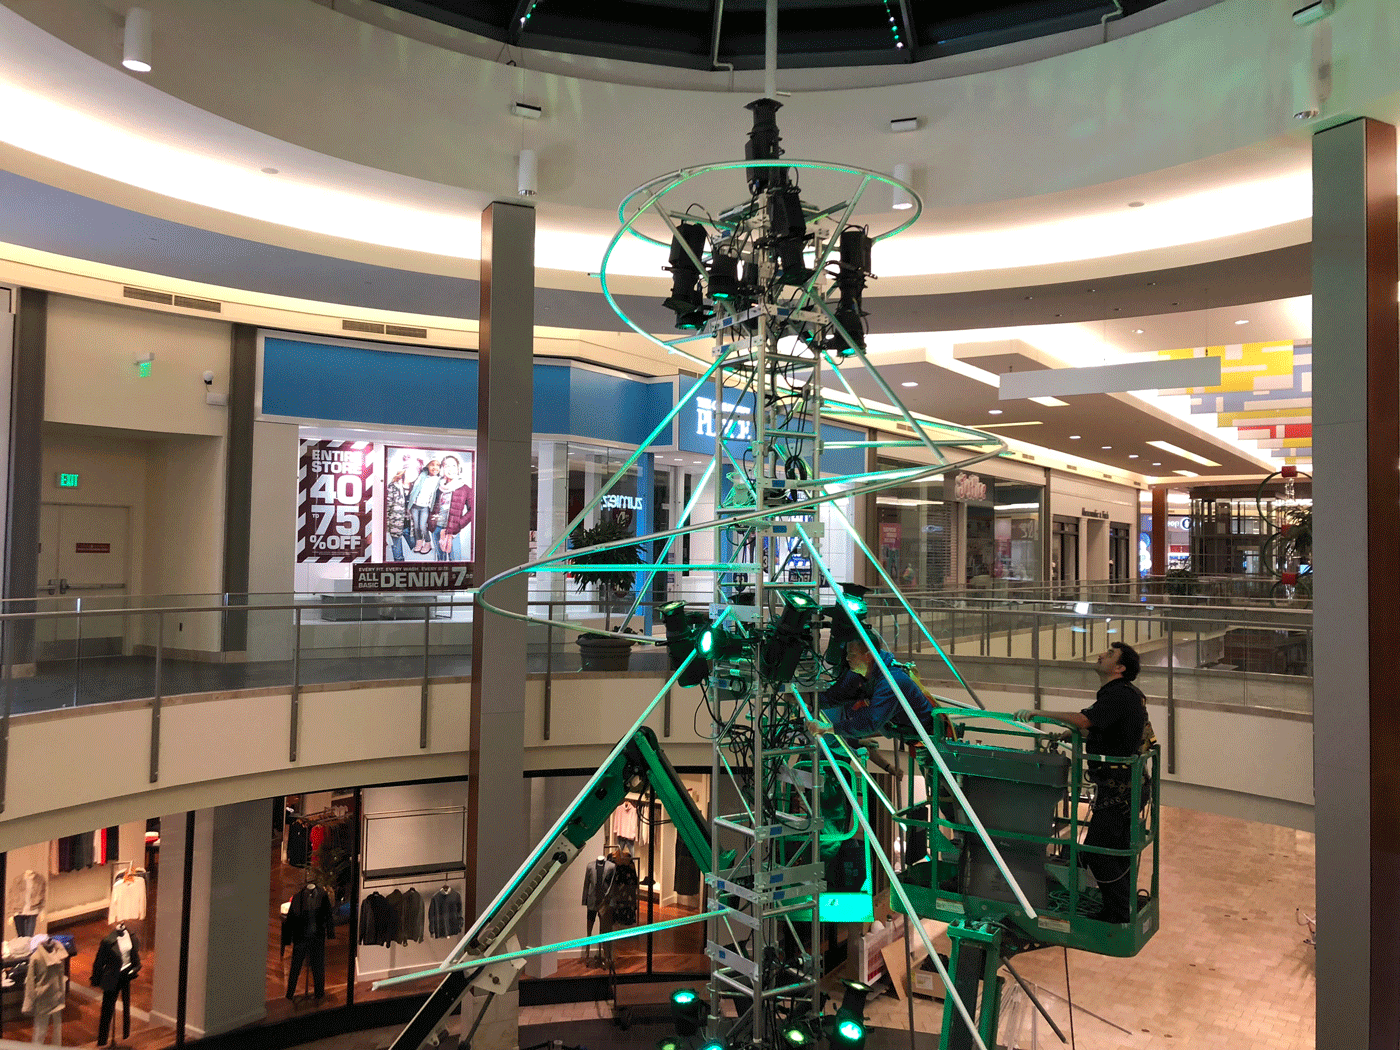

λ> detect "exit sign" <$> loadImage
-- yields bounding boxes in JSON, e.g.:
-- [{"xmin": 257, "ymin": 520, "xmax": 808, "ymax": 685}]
[{"xmin": 56, "ymin": 473, "xmax": 79, "ymax": 488}]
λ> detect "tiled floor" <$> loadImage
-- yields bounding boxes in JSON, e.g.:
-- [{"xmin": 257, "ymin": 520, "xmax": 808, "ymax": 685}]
[{"xmin": 521, "ymin": 806, "xmax": 1317, "ymax": 1050}]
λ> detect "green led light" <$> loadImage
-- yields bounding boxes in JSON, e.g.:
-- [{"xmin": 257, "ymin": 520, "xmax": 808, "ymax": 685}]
[
  {"xmin": 671, "ymin": 989, "xmax": 697, "ymax": 1006},
  {"xmin": 843, "ymin": 595, "xmax": 867, "ymax": 616},
  {"xmin": 783, "ymin": 591, "xmax": 815, "ymax": 609},
  {"xmin": 701, "ymin": 1042, "xmax": 725, "ymax": 1050},
  {"xmin": 657, "ymin": 1040, "xmax": 681, "ymax": 1050},
  {"xmin": 836, "ymin": 1019, "xmax": 865, "ymax": 1042},
  {"xmin": 138, "ymin": 361, "xmax": 152, "ymax": 377},
  {"xmin": 783, "ymin": 1028, "xmax": 809, "ymax": 1046},
  {"xmin": 699, "ymin": 629, "xmax": 715, "ymax": 656}
]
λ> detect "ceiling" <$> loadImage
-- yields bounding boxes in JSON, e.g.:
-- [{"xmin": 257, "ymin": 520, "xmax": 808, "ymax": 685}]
[{"xmin": 369, "ymin": 0, "xmax": 1177, "ymax": 70}]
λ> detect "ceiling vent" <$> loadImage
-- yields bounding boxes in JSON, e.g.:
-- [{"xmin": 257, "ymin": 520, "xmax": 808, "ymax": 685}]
[
  {"xmin": 342, "ymin": 319, "xmax": 386, "ymax": 335},
  {"xmin": 385, "ymin": 324, "xmax": 428, "ymax": 339},
  {"xmin": 123, "ymin": 286, "xmax": 172, "ymax": 305},
  {"xmin": 172, "ymin": 294, "xmax": 221, "ymax": 313}
]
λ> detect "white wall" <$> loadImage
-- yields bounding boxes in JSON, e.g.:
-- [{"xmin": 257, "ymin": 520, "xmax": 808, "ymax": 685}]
[
  {"xmin": 45, "ymin": 295, "xmax": 229, "ymax": 437},
  {"xmin": 1050, "ymin": 472, "xmax": 1140, "ymax": 580},
  {"xmin": 248, "ymin": 420, "xmax": 298, "ymax": 599}
]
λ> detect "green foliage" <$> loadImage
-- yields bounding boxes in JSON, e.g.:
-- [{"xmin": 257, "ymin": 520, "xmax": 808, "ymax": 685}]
[{"xmin": 568, "ymin": 516, "xmax": 644, "ymax": 594}]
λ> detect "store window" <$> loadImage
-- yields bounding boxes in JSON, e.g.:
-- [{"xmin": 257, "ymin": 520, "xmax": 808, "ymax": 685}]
[{"xmin": 1053, "ymin": 516, "xmax": 1080, "ymax": 588}]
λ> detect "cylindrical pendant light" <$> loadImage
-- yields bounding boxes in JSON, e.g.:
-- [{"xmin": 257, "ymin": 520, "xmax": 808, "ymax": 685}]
[
  {"xmin": 891, "ymin": 163, "xmax": 914, "ymax": 211},
  {"xmin": 517, "ymin": 149, "xmax": 538, "ymax": 197},
  {"xmin": 123, "ymin": 7, "xmax": 152, "ymax": 72}
]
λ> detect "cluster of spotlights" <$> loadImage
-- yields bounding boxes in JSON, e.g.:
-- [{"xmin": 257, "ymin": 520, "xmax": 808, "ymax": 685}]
[{"xmin": 656, "ymin": 98, "xmax": 874, "ymax": 355}]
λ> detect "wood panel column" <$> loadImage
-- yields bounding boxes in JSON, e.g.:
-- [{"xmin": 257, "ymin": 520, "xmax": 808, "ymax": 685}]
[
  {"xmin": 5, "ymin": 289, "xmax": 45, "ymax": 668},
  {"xmin": 1311, "ymin": 116, "xmax": 1400, "ymax": 1050}
]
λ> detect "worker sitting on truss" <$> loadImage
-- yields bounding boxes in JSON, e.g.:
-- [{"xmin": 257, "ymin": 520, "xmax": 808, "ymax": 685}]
[{"xmin": 809, "ymin": 635, "xmax": 937, "ymax": 743}]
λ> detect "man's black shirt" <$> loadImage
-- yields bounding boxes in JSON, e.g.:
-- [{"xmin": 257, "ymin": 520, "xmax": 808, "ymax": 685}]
[{"xmin": 1080, "ymin": 677, "xmax": 1147, "ymax": 768}]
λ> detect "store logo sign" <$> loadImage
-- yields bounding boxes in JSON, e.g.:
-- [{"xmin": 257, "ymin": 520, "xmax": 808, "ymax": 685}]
[
  {"xmin": 600, "ymin": 494, "xmax": 644, "ymax": 511},
  {"xmin": 695, "ymin": 396, "xmax": 753, "ymax": 441},
  {"xmin": 952, "ymin": 472, "xmax": 987, "ymax": 501}
]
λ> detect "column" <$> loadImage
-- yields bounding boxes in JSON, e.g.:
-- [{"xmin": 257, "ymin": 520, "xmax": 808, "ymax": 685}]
[
  {"xmin": 151, "ymin": 801, "xmax": 272, "ymax": 1039},
  {"xmin": 5, "ymin": 289, "xmax": 44, "ymax": 669},
  {"xmin": 467, "ymin": 201, "xmax": 534, "ymax": 1050},
  {"xmin": 221, "ymin": 324, "xmax": 257, "ymax": 651},
  {"xmin": 1311, "ymin": 116, "xmax": 1400, "ymax": 1050},
  {"xmin": 1150, "ymin": 486, "xmax": 1167, "ymax": 577}
]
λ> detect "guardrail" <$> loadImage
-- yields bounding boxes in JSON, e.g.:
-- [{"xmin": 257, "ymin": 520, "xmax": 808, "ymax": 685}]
[
  {"xmin": 885, "ymin": 575, "xmax": 1312, "ymax": 608},
  {"xmin": 0, "ymin": 587, "xmax": 1312, "ymax": 813}
]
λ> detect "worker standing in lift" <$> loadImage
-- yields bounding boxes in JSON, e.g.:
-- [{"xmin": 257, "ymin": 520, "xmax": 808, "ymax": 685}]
[{"xmin": 1019, "ymin": 641, "xmax": 1151, "ymax": 924}]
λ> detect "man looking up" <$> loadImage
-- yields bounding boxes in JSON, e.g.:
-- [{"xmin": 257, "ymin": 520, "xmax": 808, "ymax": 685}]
[{"xmin": 1018, "ymin": 641, "xmax": 1148, "ymax": 924}]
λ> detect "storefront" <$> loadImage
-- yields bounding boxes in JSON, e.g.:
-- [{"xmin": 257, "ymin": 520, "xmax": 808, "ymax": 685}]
[{"xmin": 873, "ymin": 458, "xmax": 1045, "ymax": 593}]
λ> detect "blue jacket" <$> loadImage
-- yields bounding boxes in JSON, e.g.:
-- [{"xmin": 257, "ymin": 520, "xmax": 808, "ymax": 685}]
[{"xmin": 820, "ymin": 650, "xmax": 933, "ymax": 741}]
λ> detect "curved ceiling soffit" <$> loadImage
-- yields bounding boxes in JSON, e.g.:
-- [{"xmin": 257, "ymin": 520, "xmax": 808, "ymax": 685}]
[
  {"xmin": 4, "ymin": 0, "xmax": 1396, "ymax": 228},
  {"xmin": 0, "ymin": 168, "xmax": 1310, "ymax": 350}
]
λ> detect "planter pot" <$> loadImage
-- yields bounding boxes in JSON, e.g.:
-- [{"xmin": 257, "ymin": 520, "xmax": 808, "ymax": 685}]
[{"xmin": 577, "ymin": 633, "xmax": 636, "ymax": 672}]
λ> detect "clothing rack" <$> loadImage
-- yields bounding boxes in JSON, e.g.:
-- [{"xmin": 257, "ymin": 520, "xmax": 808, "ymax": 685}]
[{"xmin": 360, "ymin": 870, "xmax": 464, "ymax": 889}]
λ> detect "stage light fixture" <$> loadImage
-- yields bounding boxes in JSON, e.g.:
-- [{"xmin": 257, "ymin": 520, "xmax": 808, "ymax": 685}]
[
  {"xmin": 822, "ymin": 584, "xmax": 871, "ymax": 668},
  {"xmin": 657, "ymin": 1040, "xmax": 681, "ymax": 1050},
  {"xmin": 661, "ymin": 601, "xmax": 711, "ymax": 687},
  {"xmin": 782, "ymin": 1026, "xmax": 812, "ymax": 1047},
  {"xmin": 768, "ymin": 187, "xmax": 813, "ymax": 285},
  {"xmin": 833, "ymin": 1017, "xmax": 866, "ymax": 1050},
  {"xmin": 707, "ymin": 252, "xmax": 741, "ymax": 301},
  {"xmin": 840, "ymin": 979, "xmax": 873, "ymax": 1018},
  {"xmin": 662, "ymin": 222, "xmax": 711, "ymax": 330},
  {"xmin": 825, "ymin": 227, "xmax": 872, "ymax": 353},
  {"xmin": 670, "ymin": 987, "xmax": 707, "ymax": 1036},
  {"xmin": 745, "ymin": 97, "xmax": 786, "ymax": 194},
  {"xmin": 760, "ymin": 591, "xmax": 818, "ymax": 683}
]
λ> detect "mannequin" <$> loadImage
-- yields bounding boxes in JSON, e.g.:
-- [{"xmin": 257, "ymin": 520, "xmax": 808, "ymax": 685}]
[
  {"xmin": 580, "ymin": 854, "xmax": 616, "ymax": 967},
  {"xmin": 91, "ymin": 921, "xmax": 141, "ymax": 1047},
  {"xmin": 9, "ymin": 868, "xmax": 45, "ymax": 939},
  {"xmin": 25, "ymin": 935, "xmax": 67, "ymax": 1045},
  {"xmin": 285, "ymin": 878, "xmax": 333, "ymax": 1001}
]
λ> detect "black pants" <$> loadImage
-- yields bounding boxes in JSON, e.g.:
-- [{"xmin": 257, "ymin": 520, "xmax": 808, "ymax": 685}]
[
  {"xmin": 287, "ymin": 936, "xmax": 326, "ymax": 998},
  {"xmin": 1083, "ymin": 802, "xmax": 1133, "ymax": 923},
  {"xmin": 98, "ymin": 978, "xmax": 132, "ymax": 1045},
  {"xmin": 12, "ymin": 913, "xmax": 36, "ymax": 938}
]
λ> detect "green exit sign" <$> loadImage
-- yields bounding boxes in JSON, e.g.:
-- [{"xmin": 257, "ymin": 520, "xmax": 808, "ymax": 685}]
[{"xmin": 56, "ymin": 473, "xmax": 79, "ymax": 489}]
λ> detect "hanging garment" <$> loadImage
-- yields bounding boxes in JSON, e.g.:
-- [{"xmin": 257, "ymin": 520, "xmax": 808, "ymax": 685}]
[
  {"xmin": 109, "ymin": 873, "xmax": 147, "ymax": 924},
  {"xmin": 400, "ymin": 887, "xmax": 425, "ymax": 944},
  {"xmin": 427, "ymin": 887, "xmax": 464, "ymax": 939},
  {"xmin": 286, "ymin": 821, "xmax": 311, "ymax": 867},
  {"xmin": 309, "ymin": 823, "xmax": 326, "ymax": 854},
  {"xmin": 581, "ymin": 858, "xmax": 616, "ymax": 910},
  {"xmin": 610, "ymin": 861, "xmax": 640, "ymax": 927},
  {"xmin": 385, "ymin": 889, "xmax": 406, "ymax": 946},
  {"xmin": 358, "ymin": 892, "xmax": 395, "ymax": 947},
  {"xmin": 611, "ymin": 801, "xmax": 639, "ymax": 842}
]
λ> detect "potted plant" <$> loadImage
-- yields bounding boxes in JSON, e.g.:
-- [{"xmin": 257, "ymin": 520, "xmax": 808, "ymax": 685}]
[{"xmin": 569, "ymin": 516, "xmax": 645, "ymax": 671}]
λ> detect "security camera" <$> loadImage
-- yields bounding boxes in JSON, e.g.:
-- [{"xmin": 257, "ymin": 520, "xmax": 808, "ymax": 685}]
[{"xmin": 202, "ymin": 371, "xmax": 214, "ymax": 385}]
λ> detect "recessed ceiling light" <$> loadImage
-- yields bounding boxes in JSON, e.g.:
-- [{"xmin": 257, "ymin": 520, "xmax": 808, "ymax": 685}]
[
  {"xmin": 1132, "ymin": 329, "xmax": 1145, "ymax": 334},
  {"xmin": 1069, "ymin": 435, "xmax": 1081, "ymax": 440},
  {"xmin": 988, "ymin": 409, "xmax": 1003, "ymax": 415},
  {"xmin": 1128, "ymin": 454, "xmax": 1139, "ymax": 459},
  {"xmin": 1152, "ymin": 462, "xmax": 1162, "ymax": 466},
  {"xmin": 1174, "ymin": 469, "xmax": 1201, "ymax": 478},
  {"xmin": 1234, "ymin": 319, "xmax": 1250, "ymax": 325},
  {"xmin": 1146, "ymin": 440, "xmax": 1221, "ymax": 468},
  {"xmin": 1029, "ymin": 396, "xmax": 1069, "ymax": 407},
  {"xmin": 1101, "ymin": 446, "xmax": 1112, "ymax": 450},
  {"xmin": 901, "ymin": 381, "xmax": 918, "ymax": 388},
  {"xmin": 1127, "ymin": 201, "xmax": 1145, "ymax": 208}
]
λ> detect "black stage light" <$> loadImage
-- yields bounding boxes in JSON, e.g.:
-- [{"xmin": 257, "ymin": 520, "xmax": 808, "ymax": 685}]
[
  {"xmin": 821, "ymin": 583, "xmax": 872, "ymax": 668},
  {"xmin": 745, "ymin": 97, "xmax": 786, "ymax": 194},
  {"xmin": 760, "ymin": 590, "xmax": 818, "ymax": 684},
  {"xmin": 707, "ymin": 252, "xmax": 741, "ymax": 301},
  {"xmin": 661, "ymin": 601, "xmax": 711, "ymax": 687},
  {"xmin": 768, "ymin": 187, "xmax": 812, "ymax": 285},
  {"xmin": 826, "ymin": 228, "xmax": 873, "ymax": 353},
  {"xmin": 830, "ymin": 1016, "xmax": 866, "ymax": 1050},
  {"xmin": 662, "ymin": 222, "xmax": 711, "ymax": 330},
  {"xmin": 839, "ymin": 979, "xmax": 873, "ymax": 1019},
  {"xmin": 670, "ymin": 987, "xmax": 708, "ymax": 1037}
]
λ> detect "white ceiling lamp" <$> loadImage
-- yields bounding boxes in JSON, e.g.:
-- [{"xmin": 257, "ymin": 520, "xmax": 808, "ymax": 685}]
[
  {"xmin": 517, "ymin": 149, "xmax": 538, "ymax": 198},
  {"xmin": 891, "ymin": 163, "xmax": 914, "ymax": 211},
  {"xmin": 122, "ymin": 7, "xmax": 152, "ymax": 72}
]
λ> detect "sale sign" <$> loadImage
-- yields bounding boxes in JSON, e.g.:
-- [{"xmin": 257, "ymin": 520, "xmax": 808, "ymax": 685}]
[{"xmin": 297, "ymin": 440, "xmax": 375, "ymax": 563}]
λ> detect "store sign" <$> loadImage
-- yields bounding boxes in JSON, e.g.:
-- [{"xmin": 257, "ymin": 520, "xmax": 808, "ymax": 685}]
[
  {"xmin": 352, "ymin": 563, "xmax": 473, "ymax": 592},
  {"xmin": 599, "ymin": 494, "xmax": 644, "ymax": 511},
  {"xmin": 694, "ymin": 395, "xmax": 753, "ymax": 441},
  {"xmin": 1082, "ymin": 508, "xmax": 1110, "ymax": 519},
  {"xmin": 952, "ymin": 472, "xmax": 987, "ymax": 501},
  {"xmin": 75, "ymin": 542, "xmax": 110, "ymax": 554},
  {"xmin": 297, "ymin": 440, "xmax": 375, "ymax": 563}
]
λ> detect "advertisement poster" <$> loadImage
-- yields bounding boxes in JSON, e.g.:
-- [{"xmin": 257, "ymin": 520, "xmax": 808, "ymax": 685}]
[
  {"xmin": 297, "ymin": 440, "xmax": 375, "ymax": 563},
  {"xmin": 383, "ymin": 446, "xmax": 476, "ymax": 564}
]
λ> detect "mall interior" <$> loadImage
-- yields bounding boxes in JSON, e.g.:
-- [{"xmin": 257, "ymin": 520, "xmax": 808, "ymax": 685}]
[{"xmin": 0, "ymin": 1, "xmax": 1390, "ymax": 1048}]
